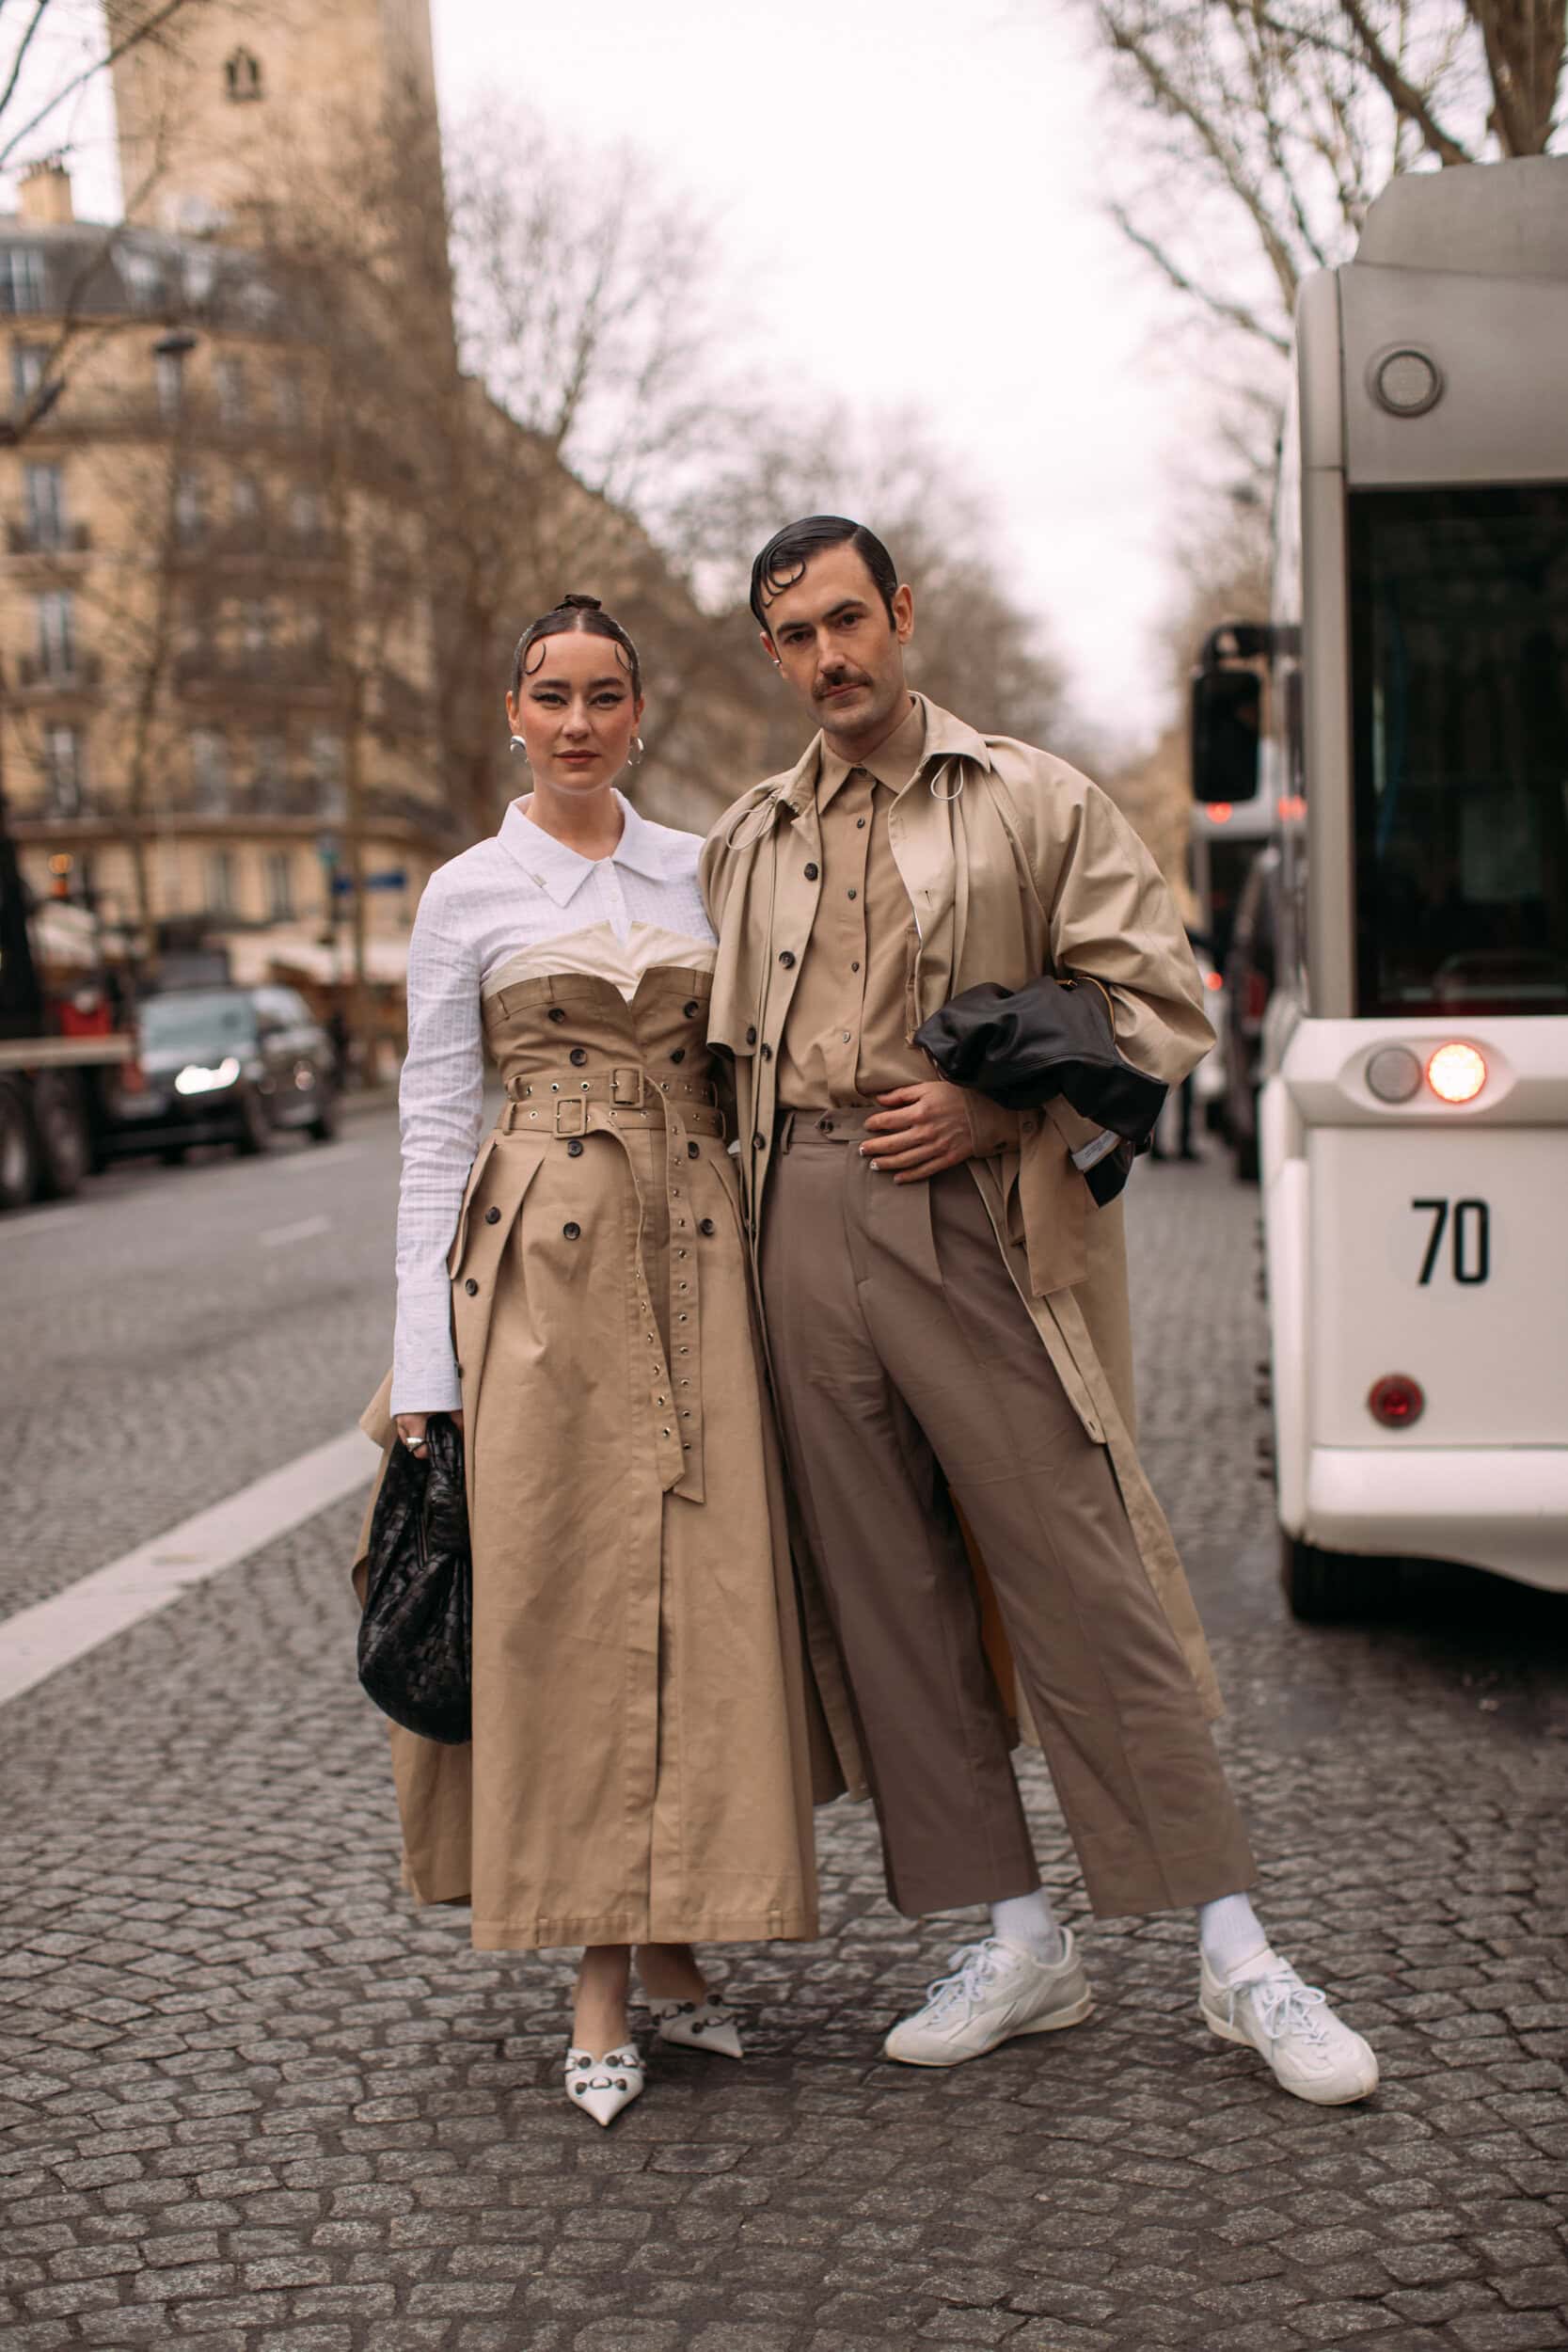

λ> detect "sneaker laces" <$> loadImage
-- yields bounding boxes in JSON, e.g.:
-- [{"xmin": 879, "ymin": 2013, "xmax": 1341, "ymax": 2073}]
[
  {"xmin": 919, "ymin": 1937, "xmax": 1014, "ymax": 2026},
  {"xmin": 1231, "ymin": 1965, "xmax": 1331, "ymax": 2048}
]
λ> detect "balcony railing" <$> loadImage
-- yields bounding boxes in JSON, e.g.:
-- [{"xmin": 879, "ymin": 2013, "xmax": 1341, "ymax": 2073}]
[
  {"xmin": 173, "ymin": 646, "xmax": 335, "ymax": 697},
  {"xmin": 7, "ymin": 518, "xmax": 91, "ymax": 556},
  {"xmin": 166, "ymin": 522, "xmax": 343, "ymax": 568},
  {"xmin": 14, "ymin": 650, "xmax": 103, "ymax": 691}
]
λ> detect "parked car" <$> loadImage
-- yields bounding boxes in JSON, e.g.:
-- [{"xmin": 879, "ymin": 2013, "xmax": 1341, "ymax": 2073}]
[
  {"xmin": 100, "ymin": 984, "xmax": 339, "ymax": 1164},
  {"xmin": 1221, "ymin": 845, "xmax": 1280, "ymax": 1182}
]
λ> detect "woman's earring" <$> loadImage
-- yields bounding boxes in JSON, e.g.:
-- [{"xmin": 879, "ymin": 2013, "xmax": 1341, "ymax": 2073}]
[
  {"xmin": 509, "ymin": 734, "xmax": 529, "ymax": 761},
  {"xmin": 628, "ymin": 736, "xmax": 645, "ymax": 768}
]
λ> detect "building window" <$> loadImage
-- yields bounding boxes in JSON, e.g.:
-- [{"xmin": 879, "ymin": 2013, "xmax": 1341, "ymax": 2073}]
[
  {"xmin": 43, "ymin": 723, "xmax": 86, "ymax": 816},
  {"xmin": 35, "ymin": 589, "xmax": 74, "ymax": 677},
  {"xmin": 272, "ymin": 364, "xmax": 303, "ymax": 429},
  {"xmin": 0, "ymin": 248, "xmax": 46, "ymax": 314},
  {"xmin": 289, "ymin": 485, "xmax": 322, "ymax": 541},
  {"xmin": 251, "ymin": 731, "xmax": 286, "ymax": 812},
  {"xmin": 174, "ymin": 468, "xmax": 204, "ymax": 543},
  {"xmin": 10, "ymin": 342, "xmax": 45, "ymax": 402},
  {"xmin": 214, "ymin": 356, "xmax": 247, "ymax": 424},
  {"xmin": 263, "ymin": 850, "xmax": 293, "ymax": 920},
  {"xmin": 309, "ymin": 728, "xmax": 345, "ymax": 819},
  {"xmin": 207, "ymin": 849, "xmax": 237, "ymax": 915},
  {"xmin": 239, "ymin": 596, "xmax": 272, "ymax": 656},
  {"xmin": 120, "ymin": 248, "xmax": 162, "ymax": 311},
  {"xmin": 190, "ymin": 727, "xmax": 230, "ymax": 811},
  {"xmin": 224, "ymin": 47, "xmax": 263, "ymax": 101},
  {"xmin": 230, "ymin": 472, "xmax": 261, "ymax": 527},
  {"xmin": 154, "ymin": 347, "xmax": 186, "ymax": 420},
  {"xmin": 23, "ymin": 462, "xmax": 65, "ymax": 549}
]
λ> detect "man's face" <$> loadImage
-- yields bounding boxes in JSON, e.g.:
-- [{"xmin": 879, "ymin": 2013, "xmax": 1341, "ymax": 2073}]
[{"xmin": 760, "ymin": 543, "xmax": 914, "ymax": 751}]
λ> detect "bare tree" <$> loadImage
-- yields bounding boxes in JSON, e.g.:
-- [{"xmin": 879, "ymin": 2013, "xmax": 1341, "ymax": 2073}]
[{"xmin": 1082, "ymin": 0, "xmax": 1567, "ymax": 359}]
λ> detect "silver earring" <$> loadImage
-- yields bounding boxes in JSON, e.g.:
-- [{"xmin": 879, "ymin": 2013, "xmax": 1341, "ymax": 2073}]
[
  {"xmin": 509, "ymin": 734, "xmax": 529, "ymax": 760},
  {"xmin": 628, "ymin": 736, "xmax": 644, "ymax": 768}
]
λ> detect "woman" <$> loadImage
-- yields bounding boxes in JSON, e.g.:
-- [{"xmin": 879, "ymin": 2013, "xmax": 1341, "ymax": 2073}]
[{"xmin": 369, "ymin": 595, "xmax": 820, "ymax": 2127}]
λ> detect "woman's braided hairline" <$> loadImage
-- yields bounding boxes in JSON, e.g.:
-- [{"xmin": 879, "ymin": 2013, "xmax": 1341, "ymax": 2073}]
[{"xmin": 510, "ymin": 593, "xmax": 642, "ymax": 700}]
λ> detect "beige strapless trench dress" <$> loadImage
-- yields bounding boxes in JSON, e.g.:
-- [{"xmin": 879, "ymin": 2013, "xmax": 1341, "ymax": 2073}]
[{"xmin": 356, "ymin": 961, "xmax": 822, "ymax": 1952}]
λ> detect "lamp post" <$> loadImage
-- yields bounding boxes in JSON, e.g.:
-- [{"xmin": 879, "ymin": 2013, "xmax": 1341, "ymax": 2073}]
[{"xmin": 123, "ymin": 324, "xmax": 200, "ymax": 965}]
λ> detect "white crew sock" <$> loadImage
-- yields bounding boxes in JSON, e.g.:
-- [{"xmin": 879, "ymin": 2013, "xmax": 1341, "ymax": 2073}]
[
  {"xmin": 990, "ymin": 1887, "xmax": 1065, "ymax": 1963},
  {"xmin": 1198, "ymin": 1892, "xmax": 1269, "ymax": 1981}
]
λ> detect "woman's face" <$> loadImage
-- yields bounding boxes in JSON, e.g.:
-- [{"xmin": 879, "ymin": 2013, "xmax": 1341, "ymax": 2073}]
[{"xmin": 505, "ymin": 629, "xmax": 643, "ymax": 800}]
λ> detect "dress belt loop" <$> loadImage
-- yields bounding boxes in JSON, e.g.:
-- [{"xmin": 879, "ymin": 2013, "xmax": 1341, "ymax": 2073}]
[{"xmin": 612, "ymin": 1066, "xmax": 645, "ymax": 1107}]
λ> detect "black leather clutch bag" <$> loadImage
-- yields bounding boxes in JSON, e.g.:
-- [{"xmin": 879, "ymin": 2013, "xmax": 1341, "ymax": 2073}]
[
  {"xmin": 915, "ymin": 975, "xmax": 1167, "ymax": 1205},
  {"xmin": 357, "ymin": 1414, "xmax": 471, "ymax": 1745}
]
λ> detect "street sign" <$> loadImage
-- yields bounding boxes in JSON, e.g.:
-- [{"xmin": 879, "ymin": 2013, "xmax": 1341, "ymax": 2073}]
[{"xmin": 328, "ymin": 868, "xmax": 406, "ymax": 897}]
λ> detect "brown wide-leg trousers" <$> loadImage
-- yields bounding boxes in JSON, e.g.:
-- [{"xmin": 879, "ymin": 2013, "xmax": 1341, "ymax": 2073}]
[{"xmin": 760, "ymin": 1110, "xmax": 1257, "ymax": 1920}]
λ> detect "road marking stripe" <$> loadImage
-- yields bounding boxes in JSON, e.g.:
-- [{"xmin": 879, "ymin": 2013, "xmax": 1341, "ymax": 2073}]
[
  {"xmin": 0, "ymin": 1428, "xmax": 377, "ymax": 1708},
  {"xmin": 0, "ymin": 1206, "xmax": 85, "ymax": 1241},
  {"xmin": 261, "ymin": 1214, "xmax": 333, "ymax": 1248}
]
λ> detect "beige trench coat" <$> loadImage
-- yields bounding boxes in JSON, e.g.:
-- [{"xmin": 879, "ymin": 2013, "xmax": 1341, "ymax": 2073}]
[
  {"xmin": 354, "ymin": 964, "xmax": 822, "ymax": 1951},
  {"xmin": 700, "ymin": 696, "xmax": 1226, "ymax": 1791}
]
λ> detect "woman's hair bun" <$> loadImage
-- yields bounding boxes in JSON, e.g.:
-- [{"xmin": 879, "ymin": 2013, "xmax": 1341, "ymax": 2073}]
[{"xmin": 558, "ymin": 593, "xmax": 602, "ymax": 612}]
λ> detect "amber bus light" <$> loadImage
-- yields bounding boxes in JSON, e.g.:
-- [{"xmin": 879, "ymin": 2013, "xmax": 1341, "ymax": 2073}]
[{"xmin": 1426, "ymin": 1042, "xmax": 1486, "ymax": 1104}]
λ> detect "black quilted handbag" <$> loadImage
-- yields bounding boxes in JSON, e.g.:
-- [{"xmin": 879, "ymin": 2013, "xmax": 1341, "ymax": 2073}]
[
  {"xmin": 916, "ymin": 974, "xmax": 1167, "ymax": 1206},
  {"xmin": 356, "ymin": 1414, "xmax": 471, "ymax": 1744}
]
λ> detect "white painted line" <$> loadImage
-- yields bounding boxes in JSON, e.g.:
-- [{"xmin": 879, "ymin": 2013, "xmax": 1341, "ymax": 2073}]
[
  {"xmin": 260, "ymin": 1214, "xmax": 332, "ymax": 1249},
  {"xmin": 0, "ymin": 1428, "xmax": 378, "ymax": 1708},
  {"xmin": 0, "ymin": 1206, "xmax": 84, "ymax": 1241}
]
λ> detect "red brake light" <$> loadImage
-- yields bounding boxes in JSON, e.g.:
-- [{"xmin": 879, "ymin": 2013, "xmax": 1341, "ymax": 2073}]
[
  {"xmin": 1369, "ymin": 1374, "xmax": 1424, "ymax": 1430},
  {"xmin": 1204, "ymin": 970, "xmax": 1223, "ymax": 993}
]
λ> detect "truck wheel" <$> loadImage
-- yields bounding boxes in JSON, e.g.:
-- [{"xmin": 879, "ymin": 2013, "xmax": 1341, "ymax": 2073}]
[
  {"xmin": 1280, "ymin": 1530, "xmax": 1400, "ymax": 1622},
  {"xmin": 33, "ymin": 1072, "xmax": 89, "ymax": 1200},
  {"xmin": 0, "ymin": 1080, "xmax": 41, "ymax": 1212}
]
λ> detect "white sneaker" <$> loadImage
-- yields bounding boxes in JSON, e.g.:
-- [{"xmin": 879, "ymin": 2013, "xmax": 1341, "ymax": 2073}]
[
  {"xmin": 563, "ymin": 2043, "xmax": 645, "ymax": 2127},
  {"xmin": 882, "ymin": 1931, "xmax": 1093, "ymax": 2067},
  {"xmin": 1200, "ymin": 1946, "xmax": 1379, "ymax": 2106}
]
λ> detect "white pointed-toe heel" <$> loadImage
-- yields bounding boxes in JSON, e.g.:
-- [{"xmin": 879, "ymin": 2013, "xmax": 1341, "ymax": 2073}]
[
  {"xmin": 563, "ymin": 2043, "xmax": 645, "ymax": 2127},
  {"xmin": 650, "ymin": 1994, "xmax": 743, "ymax": 2059}
]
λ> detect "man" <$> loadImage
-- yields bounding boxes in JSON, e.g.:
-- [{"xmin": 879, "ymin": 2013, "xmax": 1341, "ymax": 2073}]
[{"xmin": 701, "ymin": 516, "xmax": 1377, "ymax": 2106}]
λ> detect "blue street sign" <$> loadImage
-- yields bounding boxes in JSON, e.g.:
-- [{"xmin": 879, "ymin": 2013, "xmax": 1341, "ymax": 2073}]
[{"xmin": 329, "ymin": 868, "xmax": 406, "ymax": 896}]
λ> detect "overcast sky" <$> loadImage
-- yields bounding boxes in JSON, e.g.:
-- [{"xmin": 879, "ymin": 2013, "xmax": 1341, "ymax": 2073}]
[{"xmin": 4, "ymin": 0, "xmax": 1230, "ymax": 755}]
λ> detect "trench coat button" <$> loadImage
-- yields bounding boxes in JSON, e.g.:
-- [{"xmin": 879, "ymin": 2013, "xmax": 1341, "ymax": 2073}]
[
  {"xmin": 699, "ymin": 1217, "xmax": 715, "ymax": 1235},
  {"xmin": 547, "ymin": 1006, "xmax": 566, "ymax": 1023},
  {"xmin": 464, "ymin": 1278, "xmax": 479, "ymax": 1295},
  {"xmin": 567, "ymin": 1138, "xmax": 584, "ymax": 1157},
  {"xmin": 804, "ymin": 862, "xmax": 818, "ymax": 880},
  {"xmin": 847, "ymin": 887, "xmax": 858, "ymax": 900},
  {"xmin": 569, "ymin": 1046, "xmax": 588, "ymax": 1067},
  {"xmin": 683, "ymin": 999, "xmax": 700, "ymax": 1018},
  {"xmin": 760, "ymin": 1042, "xmax": 772, "ymax": 1059},
  {"xmin": 484, "ymin": 1206, "xmax": 500, "ymax": 1224},
  {"xmin": 752, "ymin": 1132, "xmax": 766, "ymax": 1151},
  {"xmin": 671, "ymin": 1047, "xmax": 686, "ymax": 1064},
  {"xmin": 688, "ymin": 1140, "xmax": 699, "ymax": 1159},
  {"xmin": 562, "ymin": 1221, "xmax": 581, "ymax": 1240},
  {"xmin": 746, "ymin": 1025, "xmax": 757, "ymax": 1043},
  {"xmin": 778, "ymin": 949, "xmax": 796, "ymax": 967}
]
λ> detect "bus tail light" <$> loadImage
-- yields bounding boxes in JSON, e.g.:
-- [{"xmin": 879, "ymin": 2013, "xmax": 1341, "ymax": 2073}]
[
  {"xmin": 1426, "ymin": 1042, "xmax": 1486, "ymax": 1104},
  {"xmin": 1369, "ymin": 1374, "xmax": 1424, "ymax": 1430}
]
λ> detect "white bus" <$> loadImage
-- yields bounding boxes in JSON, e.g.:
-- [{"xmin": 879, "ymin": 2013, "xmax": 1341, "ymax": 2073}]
[{"xmin": 1191, "ymin": 155, "xmax": 1568, "ymax": 1620}]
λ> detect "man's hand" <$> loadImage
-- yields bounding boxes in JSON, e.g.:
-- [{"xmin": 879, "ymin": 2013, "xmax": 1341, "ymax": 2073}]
[
  {"xmin": 394, "ymin": 1409, "xmax": 465, "ymax": 1458},
  {"xmin": 861, "ymin": 1080, "xmax": 975, "ymax": 1184}
]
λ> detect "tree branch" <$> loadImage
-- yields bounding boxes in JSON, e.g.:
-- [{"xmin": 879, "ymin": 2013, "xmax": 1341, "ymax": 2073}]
[
  {"xmin": 1107, "ymin": 200, "xmax": 1293, "ymax": 350},
  {"xmin": 0, "ymin": 0, "xmax": 198, "ymax": 170}
]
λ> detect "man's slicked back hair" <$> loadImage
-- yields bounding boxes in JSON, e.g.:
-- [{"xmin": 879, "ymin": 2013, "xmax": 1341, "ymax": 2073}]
[{"xmin": 749, "ymin": 515, "xmax": 899, "ymax": 634}]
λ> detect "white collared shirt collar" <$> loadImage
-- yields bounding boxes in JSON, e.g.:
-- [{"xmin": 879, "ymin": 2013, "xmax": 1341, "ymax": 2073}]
[{"xmin": 498, "ymin": 791, "xmax": 673, "ymax": 907}]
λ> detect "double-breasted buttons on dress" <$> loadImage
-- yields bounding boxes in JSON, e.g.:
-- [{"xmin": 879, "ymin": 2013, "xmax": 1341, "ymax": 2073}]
[
  {"xmin": 562, "ymin": 1222, "xmax": 581, "ymax": 1241},
  {"xmin": 671, "ymin": 1047, "xmax": 686, "ymax": 1064},
  {"xmin": 688, "ymin": 1140, "xmax": 700, "ymax": 1159},
  {"xmin": 484, "ymin": 1206, "xmax": 501, "ymax": 1224},
  {"xmin": 464, "ymin": 1278, "xmax": 479, "ymax": 1295},
  {"xmin": 699, "ymin": 1217, "xmax": 715, "ymax": 1236},
  {"xmin": 547, "ymin": 1006, "xmax": 566, "ymax": 1024},
  {"xmin": 752, "ymin": 1132, "xmax": 767, "ymax": 1151},
  {"xmin": 847, "ymin": 887, "xmax": 858, "ymax": 900},
  {"xmin": 746, "ymin": 1025, "xmax": 757, "ymax": 1043},
  {"xmin": 569, "ymin": 1046, "xmax": 589, "ymax": 1067},
  {"xmin": 760, "ymin": 1042, "xmax": 772, "ymax": 1060},
  {"xmin": 683, "ymin": 1000, "xmax": 700, "ymax": 1018},
  {"xmin": 804, "ymin": 863, "xmax": 818, "ymax": 881},
  {"xmin": 567, "ymin": 1138, "xmax": 584, "ymax": 1157},
  {"xmin": 779, "ymin": 949, "xmax": 796, "ymax": 967}
]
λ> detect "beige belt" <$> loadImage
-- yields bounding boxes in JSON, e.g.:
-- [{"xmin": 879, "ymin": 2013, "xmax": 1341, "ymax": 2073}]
[
  {"xmin": 493, "ymin": 1067, "xmax": 724, "ymax": 1502},
  {"xmin": 776, "ymin": 1104, "xmax": 882, "ymax": 1149}
]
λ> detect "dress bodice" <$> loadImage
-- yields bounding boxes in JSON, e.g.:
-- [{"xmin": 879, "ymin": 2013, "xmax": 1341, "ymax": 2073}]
[{"xmin": 480, "ymin": 963, "xmax": 720, "ymax": 1099}]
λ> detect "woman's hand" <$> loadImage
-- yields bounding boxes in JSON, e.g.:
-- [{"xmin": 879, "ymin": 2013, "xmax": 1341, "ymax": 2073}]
[{"xmin": 394, "ymin": 1410, "xmax": 465, "ymax": 1458}]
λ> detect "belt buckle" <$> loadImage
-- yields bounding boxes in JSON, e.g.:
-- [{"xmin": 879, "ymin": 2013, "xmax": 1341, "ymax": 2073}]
[
  {"xmin": 611, "ymin": 1067, "xmax": 645, "ymax": 1108},
  {"xmin": 555, "ymin": 1098, "xmax": 587, "ymax": 1136}
]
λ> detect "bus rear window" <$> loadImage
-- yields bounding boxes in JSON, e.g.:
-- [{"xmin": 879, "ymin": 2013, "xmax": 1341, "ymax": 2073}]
[{"xmin": 1350, "ymin": 486, "xmax": 1568, "ymax": 1017}]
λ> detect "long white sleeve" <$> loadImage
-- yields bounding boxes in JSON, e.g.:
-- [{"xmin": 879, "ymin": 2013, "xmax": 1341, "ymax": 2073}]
[{"xmin": 391, "ymin": 882, "xmax": 483, "ymax": 1415}]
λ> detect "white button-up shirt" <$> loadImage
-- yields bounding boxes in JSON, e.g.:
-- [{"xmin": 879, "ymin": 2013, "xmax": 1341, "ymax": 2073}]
[{"xmin": 391, "ymin": 793, "xmax": 714, "ymax": 1413}]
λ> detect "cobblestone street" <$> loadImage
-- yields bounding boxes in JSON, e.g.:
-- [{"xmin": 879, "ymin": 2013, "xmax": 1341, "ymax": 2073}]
[{"xmin": 2, "ymin": 1122, "xmax": 1565, "ymax": 2352}]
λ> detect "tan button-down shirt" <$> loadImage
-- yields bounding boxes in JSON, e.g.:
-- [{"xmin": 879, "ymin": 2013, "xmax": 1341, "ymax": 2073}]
[
  {"xmin": 778, "ymin": 697, "xmax": 932, "ymax": 1107},
  {"xmin": 777, "ymin": 697, "xmax": 1017, "ymax": 1150}
]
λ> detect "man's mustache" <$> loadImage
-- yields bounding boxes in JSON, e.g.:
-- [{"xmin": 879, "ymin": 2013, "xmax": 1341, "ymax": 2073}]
[{"xmin": 815, "ymin": 670, "xmax": 870, "ymax": 699}]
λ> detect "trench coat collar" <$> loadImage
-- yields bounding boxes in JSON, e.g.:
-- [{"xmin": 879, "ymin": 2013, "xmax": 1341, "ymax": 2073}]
[
  {"xmin": 769, "ymin": 694, "xmax": 995, "ymax": 827},
  {"xmin": 498, "ymin": 791, "xmax": 676, "ymax": 906}
]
